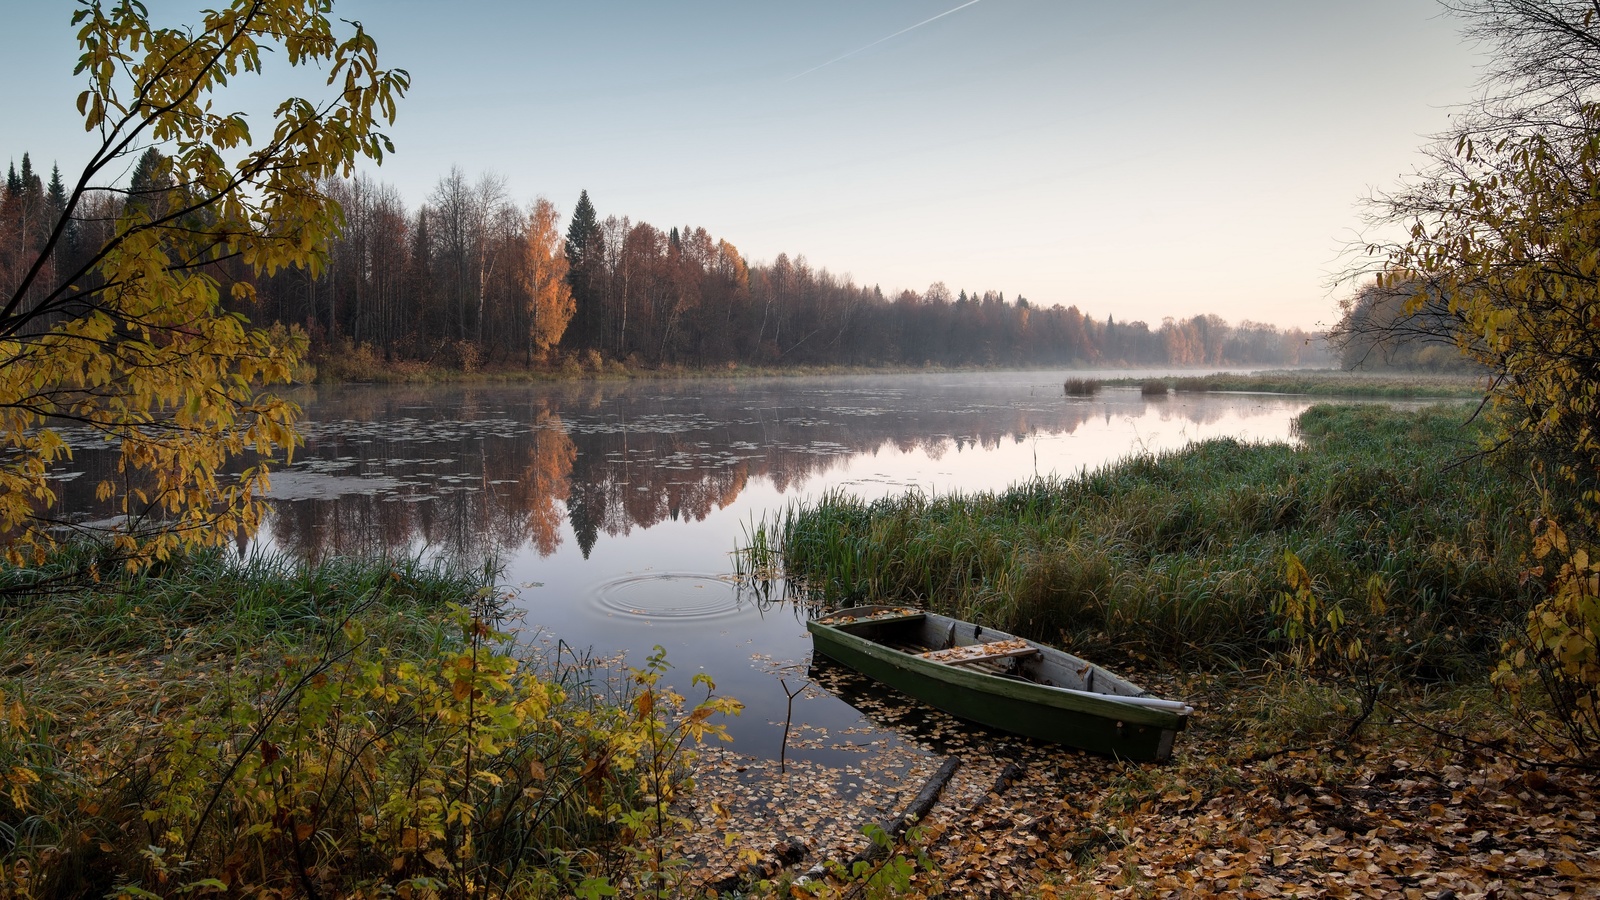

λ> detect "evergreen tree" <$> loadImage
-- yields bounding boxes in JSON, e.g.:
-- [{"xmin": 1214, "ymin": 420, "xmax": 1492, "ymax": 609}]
[
  {"xmin": 7, "ymin": 153, "xmax": 47, "ymax": 267},
  {"xmin": 406, "ymin": 206, "xmax": 436, "ymax": 344},
  {"xmin": 5, "ymin": 162, "xmax": 18, "ymax": 198},
  {"xmin": 562, "ymin": 190, "xmax": 604, "ymax": 349},
  {"xmin": 45, "ymin": 165, "xmax": 67, "ymax": 217},
  {"xmin": 128, "ymin": 147, "xmax": 171, "ymax": 219},
  {"xmin": 564, "ymin": 190, "xmax": 599, "ymax": 272},
  {"xmin": 18, "ymin": 154, "xmax": 39, "ymax": 196},
  {"xmin": 45, "ymin": 164, "xmax": 75, "ymax": 255}
]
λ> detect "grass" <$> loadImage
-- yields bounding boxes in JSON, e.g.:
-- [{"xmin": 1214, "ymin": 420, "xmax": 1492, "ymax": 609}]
[
  {"xmin": 755, "ymin": 403, "xmax": 1533, "ymax": 679},
  {"xmin": 0, "ymin": 544, "xmax": 486, "ymax": 656},
  {"xmin": 1103, "ymin": 369, "xmax": 1489, "ymax": 399},
  {"xmin": 1063, "ymin": 377, "xmax": 1102, "ymax": 396},
  {"xmin": 0, "ymin": 548, "xmax": 720, "ymax": 898}
]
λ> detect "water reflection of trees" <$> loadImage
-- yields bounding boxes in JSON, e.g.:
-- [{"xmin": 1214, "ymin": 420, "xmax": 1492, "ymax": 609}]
[
  {"xmin": 234, "ymin": 382, "xmax": 1299, "ymax": 563},
  {"xmin": 262, "ymin": 403, "xmax": 577, "ymax": 566}
]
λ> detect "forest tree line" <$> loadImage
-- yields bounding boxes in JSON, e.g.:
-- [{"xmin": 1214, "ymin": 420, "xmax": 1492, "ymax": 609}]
[
  {"xmin": 1330, "ymin": 278, "xmax": 1487, "ymax": 372},
  {"xmin": 2, "ymin": 152, "xmax": 1327, "ymax": 371}
]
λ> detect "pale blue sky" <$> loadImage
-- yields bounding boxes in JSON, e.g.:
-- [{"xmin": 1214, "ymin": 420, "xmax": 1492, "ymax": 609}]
[{"xmin": 2, "ymin": 1, "xmax": 1485, "ymax": 329}]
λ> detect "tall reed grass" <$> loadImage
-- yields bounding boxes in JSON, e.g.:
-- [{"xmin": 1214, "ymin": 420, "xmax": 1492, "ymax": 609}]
[{"xmin": 755, "ymin": 404, "xmax": 1532, "ymax": 678}]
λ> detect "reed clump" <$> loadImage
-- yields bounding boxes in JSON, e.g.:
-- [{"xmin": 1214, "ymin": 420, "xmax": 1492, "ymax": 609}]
[
  {"xmin": 1063, "ymin": 377, "xmax": 1102, "ymax": 396},
  {"xmin": 1172, "ymin": 375, "xmax": 1223, "ymax": 392},
  {"xmin": 1140, "ymin": 379, "xmax": 1169, "ymax": 396},
  {"xmin": 760, "ymin": 404, "xmax": 1532, "ymax": 678}
]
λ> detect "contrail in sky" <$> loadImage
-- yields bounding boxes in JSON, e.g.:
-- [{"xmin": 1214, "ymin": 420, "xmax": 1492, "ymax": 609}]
[{"xmin": 787, "ymin": 0, "xmax": 985, "ymax": 82}]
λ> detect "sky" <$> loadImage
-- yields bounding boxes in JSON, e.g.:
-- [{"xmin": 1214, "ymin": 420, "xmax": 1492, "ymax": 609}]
[{"xmin": 0, "ymin": 1, "xmax": 1488, "ymax": 331}]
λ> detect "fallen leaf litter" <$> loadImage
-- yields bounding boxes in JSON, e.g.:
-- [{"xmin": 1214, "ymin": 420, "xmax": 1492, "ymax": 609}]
[{"xmin": 679, "ymin": 668, "xmax": 1600, "ymax": 898}]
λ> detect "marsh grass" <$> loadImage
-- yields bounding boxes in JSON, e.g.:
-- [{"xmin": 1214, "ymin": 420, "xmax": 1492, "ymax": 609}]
[
  {"xmin": 759, "ymin": 404, "xmax": 1533, "ymax": 679},
  {"xmin": 1113, "ymin": 370, "xmax": 1488, "ymax": 399},
  {"xmin": 1139, "ymin": 379, "xmax": 1169, "ymax": 397},
  {"xmin": 1063, "ymin": 377, "xmax": 1102, "ymax": 396}
]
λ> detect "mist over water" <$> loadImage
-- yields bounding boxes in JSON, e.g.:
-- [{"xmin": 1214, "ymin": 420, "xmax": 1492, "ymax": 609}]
[{"xmin": 48, "ymin": 371, "xmax": 1352, "ymax": 761}]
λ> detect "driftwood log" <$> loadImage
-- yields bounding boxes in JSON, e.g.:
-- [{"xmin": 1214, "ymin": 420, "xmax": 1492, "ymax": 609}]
[
  {"xmin": 962, "ymin": 760, "xmax": 1024, "ymax": 817},
  {"xmin": 849, "ymin": 755, "xmax": 964, "ymax": 865},
  {"xmin": 790, "ymin": 754, "xmax": 963, "ymax": 885}
]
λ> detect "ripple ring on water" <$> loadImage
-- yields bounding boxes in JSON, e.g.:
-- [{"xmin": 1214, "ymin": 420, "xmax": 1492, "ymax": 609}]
[{"xmin": 593, "ymin": 573, "xmax": 744, "ymax": 620}]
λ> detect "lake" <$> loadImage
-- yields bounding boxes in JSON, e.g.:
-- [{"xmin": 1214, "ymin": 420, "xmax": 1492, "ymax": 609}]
[{"xmin": 49, "ymin": 371, "xmax": 1347, "ymax": 765}]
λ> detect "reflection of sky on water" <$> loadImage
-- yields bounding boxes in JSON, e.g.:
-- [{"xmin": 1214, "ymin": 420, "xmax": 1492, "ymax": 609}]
[
  {"xmin": 41, "ymin": 372, "xmax": 1393, "ymax": 762},
  {"xmin": 818, "ymin": 394, "xmax": 1307, "ymax": 501}
]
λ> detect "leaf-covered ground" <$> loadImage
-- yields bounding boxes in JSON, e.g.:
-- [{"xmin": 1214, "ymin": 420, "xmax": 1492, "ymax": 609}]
[{"xmin": 684, "ymin": 670, "xmax": 1600, "ymax": 898}]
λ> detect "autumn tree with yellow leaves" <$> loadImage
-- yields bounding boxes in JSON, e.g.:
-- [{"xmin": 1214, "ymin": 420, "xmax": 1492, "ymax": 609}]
[
  {"xmin": 520, "ymin": 196, "xmax": 574, "ymax": 364},
  {"xmin": 0, "ymin": 0, "xmax": 407, "ymax": 566},
  {"xmin": 1360, "ymin": 0, "xmax": 1600, "ymax": 753}
]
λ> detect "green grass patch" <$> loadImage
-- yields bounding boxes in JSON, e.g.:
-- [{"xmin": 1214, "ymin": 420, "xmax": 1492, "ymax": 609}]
[
  {"xmin": 0, "ymin": 545, "xmax": 485, "ymax": 657},
  {"xmin": 1104, "ymin": 369, "xmax": 1488, "ymax": 398},
  {"xmin": 759, "ymin": 403, "xmax": 1534, "ymax": 678}
]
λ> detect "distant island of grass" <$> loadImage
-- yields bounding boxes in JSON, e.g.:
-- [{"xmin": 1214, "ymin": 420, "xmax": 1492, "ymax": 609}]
[{"xmin": 1090, "ymin": 369, "xmax": 1489, "ymax": 399}]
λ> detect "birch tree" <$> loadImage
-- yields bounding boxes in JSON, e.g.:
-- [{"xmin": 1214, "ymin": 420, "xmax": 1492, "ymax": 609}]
[
  {"xmin": 518, "ymin": 197, "xmax": 573, "ymax": 362},
  {"xmin": 0, "ymin": 0, "xmax": 407, "ymax": 566}
]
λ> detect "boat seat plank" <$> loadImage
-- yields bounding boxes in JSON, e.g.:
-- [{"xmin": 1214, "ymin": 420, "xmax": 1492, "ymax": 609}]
[{"xmin": 920, "ymin": 639, "xmax": 1040, "ymax": 666}]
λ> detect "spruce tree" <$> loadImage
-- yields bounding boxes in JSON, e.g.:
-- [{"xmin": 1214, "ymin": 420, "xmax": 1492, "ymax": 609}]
[
  {"xmin": 564, "ymin": 190, "xmax": 599, "ymax": 271},
  {"xmin": 18, "ymin": 154, "xmax": 38, "ymax": 195},
  {"xmin": 406, "ymin": 206, "xmax": 434, "ymax": 339},
  {"xmin": 37, "ymin": 163, "xmax": 76, "ymax": 286},
  {"xmin": 128, "ymin": 148, "xmax": 170, "ymax": 219},
  {"xmin": 563, "ymin": 190, "xmax": 604, "ymax": 350},
  {"xmin": 46, "ymin": 164, "xmax": 74, "ymax": 252},
  {"xmin": 45, "ymin": 165, "xmax": 66, "ymax": 214},
  {"xmin": 11, "ymin": 154, "xmax": 46, "ymax": 258}
]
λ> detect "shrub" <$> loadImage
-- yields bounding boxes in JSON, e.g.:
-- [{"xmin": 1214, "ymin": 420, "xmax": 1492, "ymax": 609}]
[{"xmin": 0, "ymin": 552, "xmax": 739, "ymax": 898}]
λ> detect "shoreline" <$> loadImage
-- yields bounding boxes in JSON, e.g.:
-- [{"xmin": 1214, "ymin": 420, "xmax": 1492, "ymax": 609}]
[{"xmin": 301, "ymin": 359, "xmax": 1490, "ymax": 400}]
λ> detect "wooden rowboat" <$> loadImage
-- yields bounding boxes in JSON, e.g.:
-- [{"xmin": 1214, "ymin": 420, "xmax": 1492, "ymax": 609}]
[{"xmin": 806, "ymin": 606, "xmax": 1193, "ymax": 762}]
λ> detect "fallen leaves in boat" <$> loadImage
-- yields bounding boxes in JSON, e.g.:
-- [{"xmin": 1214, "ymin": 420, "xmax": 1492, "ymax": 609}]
[
  {"xmin": 813, "ymin": 607, "xmax": 922, "ymax": 627},
  {"xmin": 919, "ymin": 638, "xmax": 1035, "ymax": 664},
  {"xmin": 682, "ymin": 666, "xmax": 1600, "ymax": 898}
]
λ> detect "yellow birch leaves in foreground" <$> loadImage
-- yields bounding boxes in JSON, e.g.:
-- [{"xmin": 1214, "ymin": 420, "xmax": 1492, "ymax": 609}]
[
  {"xmin": 1380, "ymin": 111, "xmax": 1600, "ymax": 752},
  {"xmin": 0, "ymin": 0, "xmax": 408, "ymax": 565}
]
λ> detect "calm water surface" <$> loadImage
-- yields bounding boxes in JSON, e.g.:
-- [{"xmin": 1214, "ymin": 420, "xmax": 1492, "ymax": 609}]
[{"xmin": 55, "ymin": 371, "xmax": 1349, "ymax": 763}]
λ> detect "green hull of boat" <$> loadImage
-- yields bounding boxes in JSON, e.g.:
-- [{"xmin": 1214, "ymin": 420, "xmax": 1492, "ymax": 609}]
[{"xmin": 807, "ymin": 609, "xmax": 1189, "ymax": 762}]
